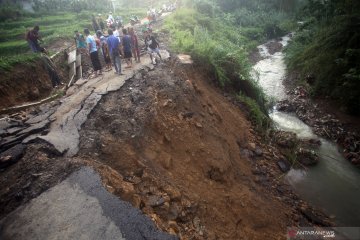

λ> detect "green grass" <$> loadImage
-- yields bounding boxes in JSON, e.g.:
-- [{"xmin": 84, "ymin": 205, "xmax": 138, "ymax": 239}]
[
  {"xmin": 237, "ymin": 94, "xmax": 270, "ymax": 131},
  {"xmin": 0, "ymin": 8, "xmax": 146, "ymax": 71},
  {"xmin": 285, "ymin": 15, "xmax": 360, "ymax": 114},
  {"xmin": 0, "ymin": 53, "xmax": 40, "ymax": 72},
  {"xmin": 164, "ymin": 8, "xmax": 268, "ymax": 112}
]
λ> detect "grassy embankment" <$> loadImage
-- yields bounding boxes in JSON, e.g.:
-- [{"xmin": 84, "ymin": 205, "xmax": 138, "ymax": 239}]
[
  {"xmin": 164, "ymin": 2, "xmax": 295, "ymax": 130},
  {"xmin": 284, "ymin": 1, "xmax": 360, "ymax": 115},
  {"xmin": 0, "ymin": 9, "xmax": 145, "ymax": 72}
]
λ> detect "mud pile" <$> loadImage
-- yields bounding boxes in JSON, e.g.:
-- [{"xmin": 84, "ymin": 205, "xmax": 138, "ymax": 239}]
[{"xmin": 77, "ymin": 59, "xmax": 319, "ymax": 239}]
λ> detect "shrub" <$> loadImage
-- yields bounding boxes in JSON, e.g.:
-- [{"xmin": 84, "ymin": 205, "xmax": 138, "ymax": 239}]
[
  {"xmin": 237, "ymin": 94, "xmax": 270, "ymax": 131},
  {"xmin": 165, "ymin": 9, "xmax": 266, "ymax": 112},
  {"xmin": 285, "ymin": 14, "xmax": 360, "ymax": 114}
]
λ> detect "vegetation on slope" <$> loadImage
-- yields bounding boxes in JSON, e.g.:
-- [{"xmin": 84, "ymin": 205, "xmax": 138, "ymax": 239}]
[
  {"xmin": 164, "ymin": 0, "xmax": 302, "ymax": 127},
  {"xmin": 285, "ymin": 0, "xmax": 360, "ymax": 115}
]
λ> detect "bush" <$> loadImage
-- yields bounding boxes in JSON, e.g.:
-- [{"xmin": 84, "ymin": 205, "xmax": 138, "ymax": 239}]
[
  {"xmin": 237, "ymin": 94, "xmax": 270, "ymax": 131},
  {"xmin": 285, "ymin": 15, "xmax": 360, "ymax": 114},
  {"xmin": 165, "ymin": 9, "xmax": 266, "ymax": 112},
  {"xmin": 0, "ymin": 4, "xmax": 31, "ymax": 22}
]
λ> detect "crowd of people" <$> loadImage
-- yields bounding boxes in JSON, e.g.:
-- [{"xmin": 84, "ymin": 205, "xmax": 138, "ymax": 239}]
[
  {"xmin": 26, "ymin": 8, "xmax": 167, "ymax": 79},
  {"xmin": 75, "ymin": 11, "xmax": 163, "ymax": 78}
]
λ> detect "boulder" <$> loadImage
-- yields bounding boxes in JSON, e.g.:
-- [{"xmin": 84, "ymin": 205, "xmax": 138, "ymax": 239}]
[
  {"xmin": 296, "ymin": 148, "xmax": 319, "ymax": 166},
  {"xmin": 147, "ymin": 195, "xmax": 165, "ymax": 207},
  {"xmin": 275, "ymin": 131, "xmax": 298, "ymax": 148},
  {"xmin": 277, "ymin": 160, "xmax": 291, "ymax": 172}
]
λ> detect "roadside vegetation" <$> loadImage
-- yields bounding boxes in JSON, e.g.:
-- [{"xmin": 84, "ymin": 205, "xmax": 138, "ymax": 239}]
[
  {"xmin": 164, "ymin": 0, "xmax": 303, "ymax": 130},
  {"xmin": 285, "ymin": 0, "xmax": 360, "ymax": 115}
]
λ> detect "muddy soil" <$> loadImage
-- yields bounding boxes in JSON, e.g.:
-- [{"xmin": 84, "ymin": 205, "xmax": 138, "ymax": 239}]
[
  {"xmin": 0, "ymin": 23, "xmax": 333, "ymax": 239},
  {"xmin": 75, "ymin": 59, "xmax": 329, "ymax": 239},
  {"xmin": 0, "ymin": 39, "xmax": 72, "ymax": 111},
  {"xmin": 0, "ymin": 63, "xmax": 55, "ymax": 110},
  {"xmin": 0, "ymin": 57, "xmax": 332, "ymax": 239}
]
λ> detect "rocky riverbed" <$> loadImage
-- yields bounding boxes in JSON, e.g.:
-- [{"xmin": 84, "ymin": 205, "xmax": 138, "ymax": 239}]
[{"xmin": 277, "ymin": 86, "xmax": 360, "ymax": 166}]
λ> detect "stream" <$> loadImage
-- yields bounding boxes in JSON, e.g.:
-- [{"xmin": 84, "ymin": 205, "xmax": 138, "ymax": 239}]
[{"xmin": 252, "ymin": 35, "xmax": 360, "ymax": 227}]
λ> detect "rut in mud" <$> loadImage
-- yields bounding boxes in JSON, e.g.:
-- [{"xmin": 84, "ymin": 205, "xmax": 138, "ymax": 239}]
[{"xmin": 76, "ymin": 59, "xmax": 302, "ymax": 239}]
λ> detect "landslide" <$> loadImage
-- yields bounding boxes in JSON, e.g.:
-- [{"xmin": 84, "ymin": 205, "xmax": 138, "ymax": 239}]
[
  {"xmin": 0, "ymin": 53, "xmax": 67, "ymax": 111},
  {"xmin": 0, "ymin": 63, "xmax": 52, "ymax": 109},
  {"xmin": 78, "ymin": 59, "xmax": 298, "ymax": 239}
]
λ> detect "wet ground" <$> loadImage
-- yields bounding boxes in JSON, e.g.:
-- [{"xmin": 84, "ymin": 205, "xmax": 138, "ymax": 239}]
[{"xmin": 254, "ymin": 34, "xmax": 360, "ymax": 229}]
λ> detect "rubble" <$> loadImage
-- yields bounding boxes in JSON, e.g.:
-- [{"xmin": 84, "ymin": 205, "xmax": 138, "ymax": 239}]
[
  {"xmin": 277, "ymin": 86, "xmax": 360, "ymax": 166},
  {"xmin": 296, "ymin": 148, "xmax": 319, "ymax": 166},
  {"xmin": 0, "ymin": 144, "xmax": 26, "ymax": 169}
]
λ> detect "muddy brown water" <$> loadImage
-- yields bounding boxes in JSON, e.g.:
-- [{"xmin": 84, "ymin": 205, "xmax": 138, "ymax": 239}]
[{"xmin": 253, "ymin": 35, "xmax": 360, "ymax": 228}]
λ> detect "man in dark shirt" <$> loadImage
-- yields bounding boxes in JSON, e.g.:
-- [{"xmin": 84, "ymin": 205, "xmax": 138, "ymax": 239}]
[
  {"xmin": 144, "ymin": 30, "xmax": 162, "ymax": 64},
  {"xmin": 107, "ymin": 29, "xmax": 122, "ymax": 75},
  {"xmin": 122, "ymin": 28, "xmax": 132, "ymax": 68}
]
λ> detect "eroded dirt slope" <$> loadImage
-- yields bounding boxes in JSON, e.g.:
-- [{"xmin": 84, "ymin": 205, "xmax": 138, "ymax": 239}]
[{"xmin": 78, "ymin": 60, "xmax": 296, "ymax": 239}]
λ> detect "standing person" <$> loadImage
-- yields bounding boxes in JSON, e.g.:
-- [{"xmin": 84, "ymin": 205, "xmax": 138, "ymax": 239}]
[
  {"xmin": 129, "ymin": 27, "xmax": 140, "ymax": 63},
  {"xmin": 121, "ymin": 28, "xmax": 132, "ymax": 68},
  {"xmin": 113, "ymin": 26, "xmax": 121, "ymax": 41},
  {"xmin": 91, "ymin": 15, "xmax": 100, "ymax": 32},
  {"xmin": 96, "ymin": 30, "xmax": 112, "ymax": 71},
  {"xmin": 107, "ymin": 29, "xmax": 122, "ymax": 75},
  {"xmin": 98, "ymin": 14, "xmax": 105, "ymax": 32},
  {"xmin": 26, "ymin": 26, "xmax": 46, "ymax": 53},
  {"xmin": 107, "ymin": 12, "xmax": 114, "ymax": 28},
  {"xmin": 84, "ymin": 28, "xmax": 102, "ymax": 78},
  {"xmin": 74, "ymin": 30, "xmax": 87, "ymax": 53},
  {"xmin": 144, "ymin": 30, "xmax": 162, "ymax": 64},
  {"xmin": 108, "ymin": 12, "xmax": 114, "ymax": 23}
]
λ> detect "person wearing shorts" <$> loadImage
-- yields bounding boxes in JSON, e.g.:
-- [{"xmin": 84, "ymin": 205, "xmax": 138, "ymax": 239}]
[
  {"xmin": 144, "ymin": 30, "xmax": 162, "ymax": 64},
  {"xmin": 121, "ymin": 28, "xmax": 132, "ymax": 68}
]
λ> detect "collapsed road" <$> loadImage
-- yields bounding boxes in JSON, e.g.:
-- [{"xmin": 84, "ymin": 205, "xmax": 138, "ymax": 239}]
[
  {"xmin": 0, "ymin": 29, "xmax": 333, "ymax": 240},
  {"xmin": 0, "ymin": 167, "xmax": 176, "ymax": 240}
]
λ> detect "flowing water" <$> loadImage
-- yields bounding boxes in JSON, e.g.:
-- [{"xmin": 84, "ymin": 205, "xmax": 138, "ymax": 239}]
[{"xmin": 253, "ymin": 35, "xmax": 360, "ymax": 227}]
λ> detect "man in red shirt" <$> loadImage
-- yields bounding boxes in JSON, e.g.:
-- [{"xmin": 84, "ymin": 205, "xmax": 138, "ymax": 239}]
[{"xmin": 26, "ymin": 26, "xmax": 45, "ymax": 53}]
